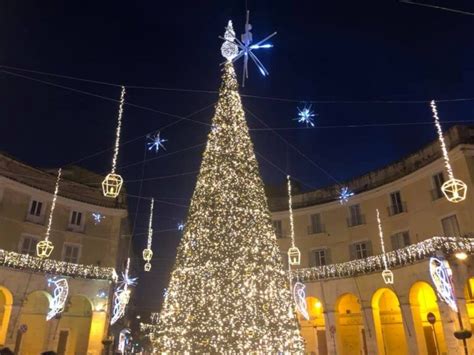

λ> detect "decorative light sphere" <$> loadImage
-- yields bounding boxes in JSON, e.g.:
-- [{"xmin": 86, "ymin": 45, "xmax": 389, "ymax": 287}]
[
  {"xmin": 143, "ymin": 248, "xmax": 153, "ymax": 262},
  {"xmin": 221, "ymin": 20, "xmax": 239, "ymax": 61},
  {"xmin": 288, "ymin": 246, "xmax": 301, "ymax": 266},
  {"xmin": 381, "ymin": 269, "xmax": 394, "ymax": 284},
  {"xmin": 441, "ymin": 178, "xmax": 467, "ymax": 203},
  {"xmin": 102, "ymin": 173, "xmax": 123, "ymax": 198},
  {"xmin": 144, "ymin": 262, "xmax": 152, "ymax": 272},
  {"xmin": 37, "ymin": 240, "xmax": 54, "ymax": 259}
]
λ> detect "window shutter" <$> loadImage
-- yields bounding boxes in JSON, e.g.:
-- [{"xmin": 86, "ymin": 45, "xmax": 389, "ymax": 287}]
[
  {"xmin": 403, "ymin": 232, "xmax": 410, "ymax": 246},
  {"xmin": 390, "ymin": 234, "xmax": 398, "ymax": 251},
  {"xmin": 349, "ymin": 244, "xmax": 356, "ymax": 260},
  {"xmin": 366, "ymin": 240, "xmax": 373, "ymax": 257},
  {"xmin": 308, "ymin": 251, "xmax": 315, "ymax": 267},
  {"xmin": 325, "ymin": 248, "xmax": 332, "ymax": 264}
]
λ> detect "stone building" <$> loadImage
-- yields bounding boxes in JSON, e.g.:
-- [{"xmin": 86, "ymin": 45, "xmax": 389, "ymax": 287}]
[
  {"xmin": 270, "ymin": 125, "xmax": 474, "ymax": 354},
  {"xmin": 0, "ymin": 153, "xmax": 130, "ymax": 354}
]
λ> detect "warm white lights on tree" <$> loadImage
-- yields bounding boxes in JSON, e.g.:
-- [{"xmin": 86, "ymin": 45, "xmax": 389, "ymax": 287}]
[
  {"xmin": 102, "ymin": 86, "xmax": 126, "ymax": 198},
  {"xmin": 46, "ymin": 277, "xmax": 69, "ymax": 321},
  {"xmin": 143, "ymin": 198, "xmax": 154, "ymax": 272},
  {"xmin": 429, "ymin": 257, "xmax": 458, "ymax": 312},
  {"xmin": 287, "ymin": 175, "xmax": 301, "ymax": 266},
  {"xmin": 376, "ymin": 209, "xmax": 394, "ymax": 284},
  {"xmin": 152, "ymin": 52, "xmax": 303, "ymax": 353},
  {"xmin": 111, "ymin": 258, "xmax": 137, "ymax": 325},
  {"xmin": 293, "ymin": 282, "xmax": 309, "ymax": 320},
  {"xmin": 37, "ymin": 168, "xmax": 61, "ymax": 259},
  {"xmin": 430, "ymin": 100, "xmax": 467, "ymax": 203}
]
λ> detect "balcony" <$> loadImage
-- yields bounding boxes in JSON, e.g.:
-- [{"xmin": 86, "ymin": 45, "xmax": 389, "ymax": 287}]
[
  {"xmin": 346, "ymin": 215, "xmax": 366, "ymax": 227},
  {"xmin": 307, "ymin": 224, "xmax": 326, "ymax": 235},
  {"xmin": 430, "ymin": 188, "xmax": 444, "ymax": 201},
  {"xmin": 387, "ymin": 202, "xmax": 407, "ymax": 216}
]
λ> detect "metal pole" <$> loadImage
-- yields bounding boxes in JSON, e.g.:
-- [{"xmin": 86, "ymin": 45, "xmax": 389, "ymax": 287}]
[{"xmin": 456, "ymin": 309, "xmax": 469, "ymax": 355}]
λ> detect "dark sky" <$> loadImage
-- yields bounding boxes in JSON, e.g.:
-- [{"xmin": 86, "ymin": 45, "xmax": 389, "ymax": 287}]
[{"xmin": 1, "ymin": 1, "xmax": 474, "ymax": 314}]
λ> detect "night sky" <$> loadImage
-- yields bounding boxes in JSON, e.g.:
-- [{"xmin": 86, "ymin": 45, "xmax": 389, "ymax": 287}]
[{"xmin": 2, "ymin": 1, "xmax": 474, "ymax": 315}]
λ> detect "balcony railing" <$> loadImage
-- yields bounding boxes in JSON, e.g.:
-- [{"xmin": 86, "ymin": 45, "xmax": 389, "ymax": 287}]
[
  {"xmin": 347, "ymin": 215, "xmax": 366, "ymax": 227},
  {"xmin": 387, "ymin": 202, "xmax": 407, "ymax": 216},
  {"xmin": 307, "ymin": 224, "xmax": 326, "ymax": 235},
  {"xmin": 430, "ymin": 188, "xmax": 444, "ymax": 201}
]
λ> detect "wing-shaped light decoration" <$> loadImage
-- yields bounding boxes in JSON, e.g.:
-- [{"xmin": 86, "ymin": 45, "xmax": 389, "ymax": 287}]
[
  {"xmin": 46, "ymin": 277, "xmax": 69, "ymax": 321},
  {"xmin": 111, "ymin": 258, "xmax": 138, "ymax": 325},
  {"xmin": 293, "ymin": 282, "xmax": 309, "ymax": 320},
  {"xmin": 429, "ymin": 257, "xmax": 457, "ymax": 312}
]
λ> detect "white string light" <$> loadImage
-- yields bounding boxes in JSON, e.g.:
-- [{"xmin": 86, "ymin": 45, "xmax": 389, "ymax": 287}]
[
  {"xmin": 143, "ymin": 198, "xmax": 154, "ymax": 272},
  {"xmin": 102, "ymin": 86, "xmax": 126, "ymax": 198},
  {"xmin": 287, "ymin": 175, "xmax": 301, "ymax": 266},
  {"xmin": 376, "ymin": 209, "xmax": 394, "ymax": 284},
  {"xmin": 37, "ymin": 168, "xmax": 61, "ymax": 259},
  {"xmin": 430, "ymin": 100, "xmax": 467, "ymax": 203}
]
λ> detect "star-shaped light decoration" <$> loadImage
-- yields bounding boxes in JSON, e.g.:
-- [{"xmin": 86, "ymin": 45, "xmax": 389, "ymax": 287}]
[
  {"xmin": 294, "ymin": 104, "xmax": 316, "ymax": 127},
  {"xmin": 220, "ymin": 12, "xmax": 277, "ymax": 87},
  {"xmin": 92, "ymin": 212, "xmax": 105, "ymax": 225},
  {"xmin": 147, "ymin": 132, "xmax": 167, "ymax": 153},
  {"xmin": 338, "ymin": 186, "xmax": 354, "ymax": 205}
]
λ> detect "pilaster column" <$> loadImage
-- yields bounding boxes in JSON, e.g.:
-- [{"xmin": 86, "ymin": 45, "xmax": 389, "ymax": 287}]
[
  {"xmin": 4, "ymin": 304, "xmax": 21, "ymax": 349},
  {"xmin": 323, "ymin": 310, "xmax": 339, "ymax": 355},
  {"xmin": 398, "ymin": 296, "xmax": 422, "ymax": 354},
  {"xmin": 437, "ymin": 300, "xmax": 462, "ymax": 355},
  {"xmin": 360, "ymin": 301, "xmax": 379, "ymax": 355},
  {"xmin": 88, "ymin": 311, "xmax": 108, "ymax": 355}
]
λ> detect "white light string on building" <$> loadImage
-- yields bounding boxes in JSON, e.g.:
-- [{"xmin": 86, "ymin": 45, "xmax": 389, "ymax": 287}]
[
  {"xmin": 292, "ymin": 236, "xmax": 474, "ymax": 282},
  {"xmin": 111, "ymin": 258, "xmax": 137, "ymax": 325},
  {"xmin": 37, "ymin": 168, "xmax": 61, "ymax": 259},
  {"xmin": 286, "ymin": 176, "xmax": 301, "ymax": 266},
  {"xmin": 46, "ymin": 277, "xmax": 69, "ymax": 320},
  {"xmin": 143, "ymin": 198, "xmax": 154, "ymax": 272},
  {"xmin": 102, "ymin": 86, "xmax": 126, "ymax": 198},
  {"xmin": 430, "ymin": 100, "xmax": 467, "ymax": 203},
  {"xmin": 376, "ymin": 209, "xmax": 394, "ymax": 284},
  {"xmin": 0, "ymin": 248, "xmax": 117, "ymax": 280}
]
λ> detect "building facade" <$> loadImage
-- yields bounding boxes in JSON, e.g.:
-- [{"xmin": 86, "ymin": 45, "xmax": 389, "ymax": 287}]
[
  {"xmin": 0, "ymin": 153, "xmax": 130, "ymax": 354},
  {"xmin": 270, "ymin": 125, "xmax": 474, "ymax": 354}
]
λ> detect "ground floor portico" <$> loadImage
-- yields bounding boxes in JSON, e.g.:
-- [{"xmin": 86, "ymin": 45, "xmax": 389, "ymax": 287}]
[{"xmin": 297, "ymin": 256, "xmax": 474, "ymax": 355}]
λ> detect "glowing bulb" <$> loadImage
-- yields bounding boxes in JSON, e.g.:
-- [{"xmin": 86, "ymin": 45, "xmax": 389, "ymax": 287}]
[{"xmin": 455, "ymin": 251, "xmax": 468, "ymax": 261}]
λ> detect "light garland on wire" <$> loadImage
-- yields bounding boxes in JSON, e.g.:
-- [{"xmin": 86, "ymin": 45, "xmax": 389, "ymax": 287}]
[
  {"xmin": 376, "ymin": 209, "xmax": 394, "ymax": 284},
  {"xmin": 292, "ymin": 236, "xmax": 474, "ymax": 282},
  {"xmin": 430, "ymin": 100, "xmax": 467, "ymax": 203},
  {"xmin": 143, "ymin": 198, "xmax": 154, "ymax": 272},
  {"xmin": 46, "ymin": 277, "xmax": 69, "ymax": 320},
  {"xmin": 111, "ymin": 258, "xmax": 137, "ymax": 325},
  {"xmin": 152, "ymin": 36, "xmax": 303, "ymax": 353},
  {"xmin": 102, "ymin": 86, "xmax": 126, "ymax": 198},
  {"xmin": 287, "ymin": 175, "xmax": 301, "ymax": 266},
  {"xmin": 37, "ymin": 168, "xmax": 61, "ymax": 259},
  {"xmin": 0, "ymin": 248, "xmax": 117, "ymax": 280},
  {"xmin": 429, "ymin": 257, "xmax": 458, "ymax": 312}
]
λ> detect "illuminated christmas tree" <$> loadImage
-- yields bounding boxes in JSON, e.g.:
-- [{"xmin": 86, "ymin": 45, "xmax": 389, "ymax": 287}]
[{"xmin": 152, "ymin": 24, "xmax": 303, "ymax": 354}]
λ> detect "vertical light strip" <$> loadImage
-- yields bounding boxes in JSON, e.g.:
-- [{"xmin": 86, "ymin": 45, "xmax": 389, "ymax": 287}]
[
  {"xmin": 111, "ymin": 86, "xmax": 126, "ymax": 174},
  {"xmin": 430, "ymin": 100, "xmax": 454, "ymax": 180},
  {"xmin": 147, "ymin": 198, "xmax": 154, "ymax": 249},
  {"xmin": 287, "ymin": 175, "xmax": 295, "ymax": 248},
  {"xmin": 45, "ymin": 168, "xmax": 62, "ymax": 242},
  {"xmin": 376, "ymin": 209, "xmax": 388, "ymax": 270}
]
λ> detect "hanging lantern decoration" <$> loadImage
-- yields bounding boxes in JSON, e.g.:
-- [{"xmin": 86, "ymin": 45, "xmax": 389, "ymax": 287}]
[
  {"xmin": 376, "ymin": 209, "xmax": 394, "ymax": 284},
  {"xmin": 430, "ymin": 100, "xmax": 467, "ymax": 203},
  {"xmin": 142, "ymin": 198, "xmax": 154, "ymax": 271},
  {"xmin": 102, "ymin": 86, "xmax": 126, "ymax": 198},
  {"xmin": 286, "ymin": 176, "xmax": 301, "ymax": 266},
  {"xmin": 37, "ymin": 168, "xmax": 61, "ymax": 259}
]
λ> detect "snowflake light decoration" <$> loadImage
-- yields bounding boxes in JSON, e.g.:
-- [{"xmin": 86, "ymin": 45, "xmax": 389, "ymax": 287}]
[
  {"xmin": 46, "ymin": 277, "xmax": 69, "ymax": 321},
  {"xmin": 163, "ymin": 288, "xmax": 169, "ymax": 299},
  {"xmin": 111, "ymin": 258, "xmax": 138, "ymax": 325},
  {"xmin": 338, "ymin": 186, "xmax": 354, "ymax": 205},
  {"xmin": 220, "ymin": 11, "xmax": 277, "ymax": 87},
  {"xmin": 294, "ymin": 105, "xmax": 316, "ymax": 127},
  {"xmin": 92, "ymin": 213, "xmax": 105, "ymax": 225},
  {"xmin": 147, "ymin": 132, "xmax": 167, "ymax": 153},
  {"xmin": 177, "ymin": 221, "xmax": 185, "ymax": 231}
]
